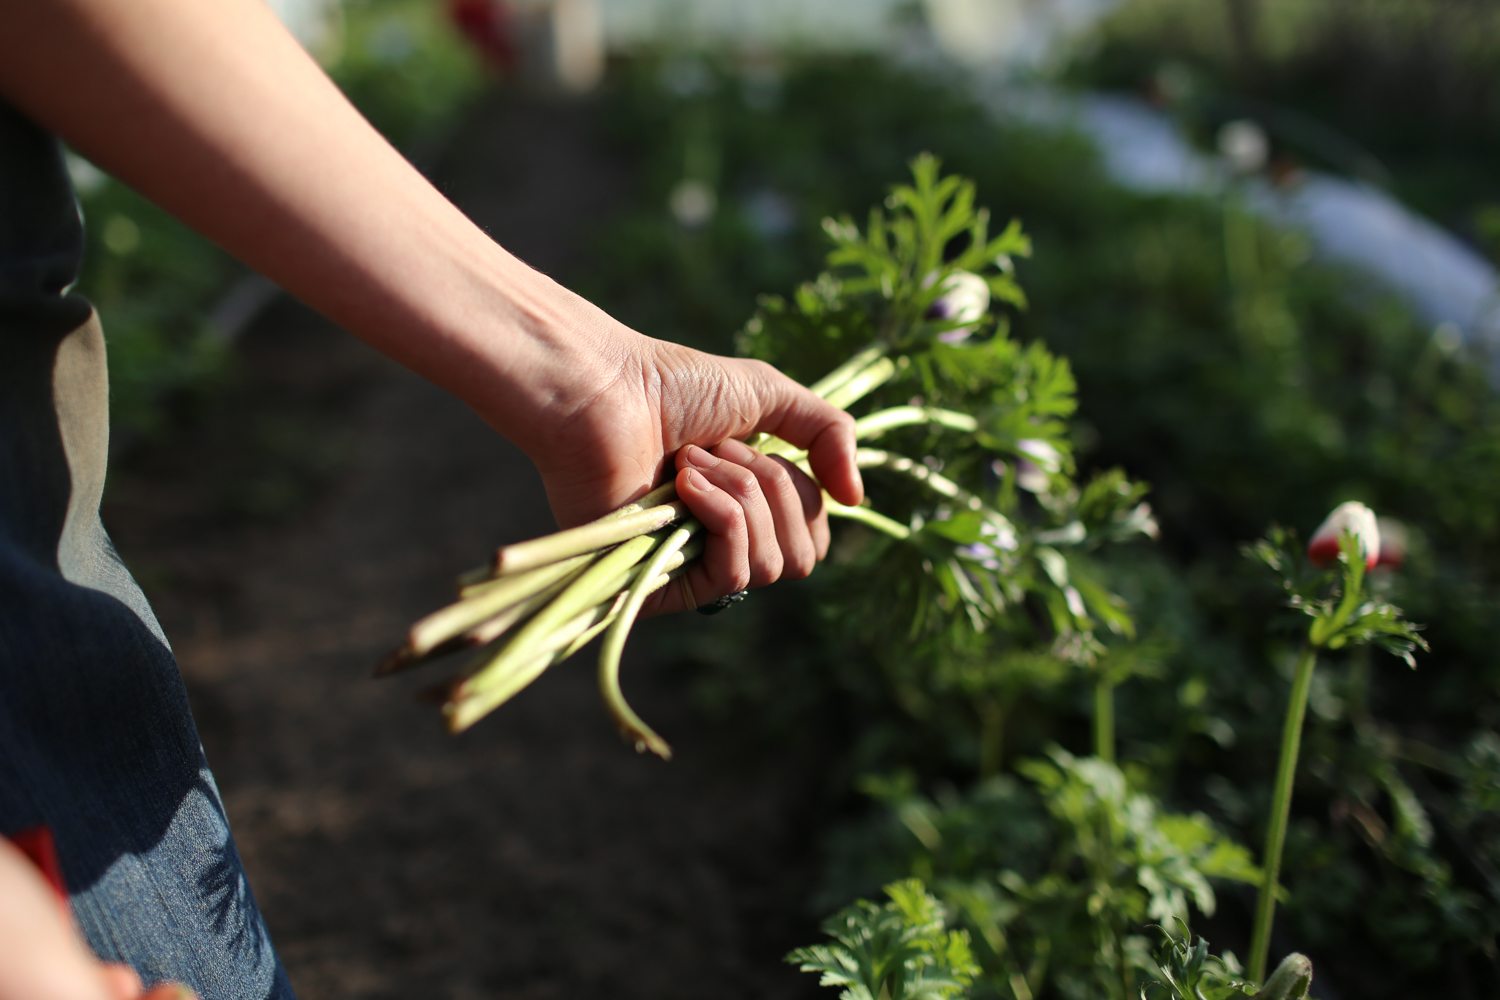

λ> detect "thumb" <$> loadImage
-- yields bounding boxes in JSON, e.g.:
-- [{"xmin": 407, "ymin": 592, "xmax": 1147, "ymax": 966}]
[
  {"xmin": 735, "ymin": 359, "xmax": 863, "ymax": 507},
  {"xmin": 99, "ymin": 965, "xmax": 144, "ymax": 1000}
]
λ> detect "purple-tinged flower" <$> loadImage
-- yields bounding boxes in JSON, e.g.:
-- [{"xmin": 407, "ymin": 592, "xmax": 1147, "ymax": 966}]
[
  {"xmin": 1307, "ymin": 501, "xmax": 1380, "ymax": 569},
  {"xmin": 957, "ymin": 516, "xmax": 1018, "ymax": 572},
  {"xmin": 925, "ymin": 270, "xmax": 990, "ymax": 343},
  {"xmin": 1015, "ymin": 438, "xmax": 1061, "ymax": 494}
]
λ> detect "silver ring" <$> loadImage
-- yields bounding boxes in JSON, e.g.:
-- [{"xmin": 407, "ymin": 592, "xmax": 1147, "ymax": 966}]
[{"xmin": 697, "ymin": 589, "xmax": 749, "ymax": 616}]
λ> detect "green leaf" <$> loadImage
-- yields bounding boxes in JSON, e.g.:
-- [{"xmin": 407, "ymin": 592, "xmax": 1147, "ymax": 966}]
[{"xmin": 788, "ymin": 879, "xmax": 979, "ymax": 1000}]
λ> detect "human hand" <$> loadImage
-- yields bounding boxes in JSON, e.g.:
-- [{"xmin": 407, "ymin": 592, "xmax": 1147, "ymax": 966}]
[
  {"xmin": 0, "ymin": 838, "xmax": 197, "ymax": 1000},
  {"xmin": 503, "ymin": 330, "xmax": 863, "ymax": 615}
]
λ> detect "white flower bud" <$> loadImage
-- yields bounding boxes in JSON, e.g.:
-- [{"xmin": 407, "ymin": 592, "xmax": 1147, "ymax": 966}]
[{"xmin": 925, "ymin": 270, "xmax": 991, "ymax": 343}]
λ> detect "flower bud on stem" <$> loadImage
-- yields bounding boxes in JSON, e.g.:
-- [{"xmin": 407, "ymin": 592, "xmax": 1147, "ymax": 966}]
[{"xmin": 1248, "ymin": 644, "xmax": 1318, "ymax": 983}]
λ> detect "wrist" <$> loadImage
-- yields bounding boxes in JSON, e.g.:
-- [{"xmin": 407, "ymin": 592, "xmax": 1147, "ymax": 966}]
[{"xmin": 434, "ymin": 248, "xmax": 648, "ymax": 454}]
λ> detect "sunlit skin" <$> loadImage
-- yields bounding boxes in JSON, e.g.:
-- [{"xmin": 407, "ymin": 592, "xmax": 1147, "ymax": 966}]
[
  {"xmin": 0, "ymin": 839, "xmax": 194, "ymax": 1000},
  {"xmin": 0, "ymin": 0, "xmax": 863, "ymax": 989}
]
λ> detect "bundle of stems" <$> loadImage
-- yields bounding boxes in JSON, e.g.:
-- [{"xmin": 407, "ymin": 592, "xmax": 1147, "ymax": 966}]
[{"xmin": 380, "ymin": 341, "xmax": 985, "ymax": 758}]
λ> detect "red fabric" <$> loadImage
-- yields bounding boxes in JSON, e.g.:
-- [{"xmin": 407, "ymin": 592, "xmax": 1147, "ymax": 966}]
[{"xmin": 8, "ymin": 825, "xmax": 69, "ymax": 905}]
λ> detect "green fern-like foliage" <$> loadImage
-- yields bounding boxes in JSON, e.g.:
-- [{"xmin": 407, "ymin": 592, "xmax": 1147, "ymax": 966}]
[
  {"xmin": 788, "ymin": 879, "xmax": 979, "ymax": 1000},
  {"xmin": 1139, "ymin": 922, "xmax": 1256, "ymax": 1000}
]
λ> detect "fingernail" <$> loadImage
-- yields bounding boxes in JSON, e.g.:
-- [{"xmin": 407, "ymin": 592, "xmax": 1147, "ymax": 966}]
[
  {"xmin": 684, "ymin": 468, "xmax": 714, "ymax": 492},
  {"xmin": 682, "ymin": 444, "xmax": 719, "ymax": 468}
]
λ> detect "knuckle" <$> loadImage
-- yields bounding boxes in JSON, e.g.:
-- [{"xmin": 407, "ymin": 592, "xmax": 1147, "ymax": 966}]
[
  {"xmin": 720, "ymin": 464, "xmax": 762, "ymax": 502},
  {"xmin": 744, "ymin": 358, "xmax": 778, "ymax": 383},
  {"xmin": 783, "ymin": 547, "xmax": 816, "ymax": 581},
  {"xmin": 758, "ymin": 461, "xmax": 799, "ymax": 504},
  {"xmin": 748, "ymin": 550, "xmax": 782, "ymax": 588}
]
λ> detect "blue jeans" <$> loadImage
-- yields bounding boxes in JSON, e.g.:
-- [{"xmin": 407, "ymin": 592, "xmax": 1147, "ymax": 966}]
[{"xmin": 0, "ymin": 312, "xmax": 295, "ymax": 999}]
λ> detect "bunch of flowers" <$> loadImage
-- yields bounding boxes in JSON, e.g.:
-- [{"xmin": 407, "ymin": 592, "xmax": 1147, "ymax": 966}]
[{"xmin": 381, "ymin": 157, "xmax": 1154, "ymax": 756}]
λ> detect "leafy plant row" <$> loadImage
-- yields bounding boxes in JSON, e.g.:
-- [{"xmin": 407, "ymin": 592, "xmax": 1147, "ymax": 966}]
[{"xmin": 581, "ymin": 55, "xmax": 1499, "ymax": 998}]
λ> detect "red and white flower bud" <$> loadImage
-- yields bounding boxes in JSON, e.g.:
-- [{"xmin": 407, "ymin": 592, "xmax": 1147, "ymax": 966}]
[{"xmin": 1307, "ymin": 501, "xmax": 1380, "ymax": 569}]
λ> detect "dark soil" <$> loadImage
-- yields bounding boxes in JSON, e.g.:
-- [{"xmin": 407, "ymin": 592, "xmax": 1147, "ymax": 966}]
[{"xmin": 103, "ymin": 94, "xmax": 832, "ymax": 1000}]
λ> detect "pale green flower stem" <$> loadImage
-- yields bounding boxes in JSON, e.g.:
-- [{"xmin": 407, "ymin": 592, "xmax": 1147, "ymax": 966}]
[
  {"xmin": 853, "ymin": 405, "xmax": 978, "ymax": 440},
  {"xmin": 597, "ymin": 523, "xmax": 696, "ymax": 759},
  {"xmin": 1249, "ymin": 644, "xmax": 1319, "ymax": 983}
]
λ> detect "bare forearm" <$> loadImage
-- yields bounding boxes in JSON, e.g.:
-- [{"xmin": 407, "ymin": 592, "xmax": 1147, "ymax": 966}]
[
  {"xmin": 0, "ymin": 0, "xmax": 614, "ymax": 436},
  {"xmin": 0, "ymin": 0, "xmax": 864, "ymax": 578}
]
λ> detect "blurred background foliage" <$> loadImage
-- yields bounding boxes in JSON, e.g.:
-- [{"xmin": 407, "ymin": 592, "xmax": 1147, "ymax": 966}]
[
  {"xmin": 80, "ymin": 1, "xmax": 1500, "ymax": 996},
  {"xmin": 1066, "ymin": 0, "xmax": 1500, "ymax": 246}
]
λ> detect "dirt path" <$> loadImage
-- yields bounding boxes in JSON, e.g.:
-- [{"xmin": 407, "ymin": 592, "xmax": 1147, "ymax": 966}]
[{"xmin": 104, "ymin": 94, "xmax": 829, "ymax": 1000}]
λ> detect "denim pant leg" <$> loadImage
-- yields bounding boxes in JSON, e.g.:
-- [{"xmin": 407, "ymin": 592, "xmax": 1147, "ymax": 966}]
[{"xmin": 0, "ymin": 312, "xmax": 295, "ymax": 1000}]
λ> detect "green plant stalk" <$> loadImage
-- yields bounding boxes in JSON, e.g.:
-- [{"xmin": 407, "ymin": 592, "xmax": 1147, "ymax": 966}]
[
  {"xmin": 821, "ymin": 355, "xmax": 900, "ymax": 411},
  {"xmin": 555, "ymin": 559, "xmax": 692, "ymax": 662},
  {"xmin": 977, "ymin": 698, "xmax": 1006, "ymax": 778},
  {"xmin": 462, "ymin": 574, "xmax": 579, "ymax": 647},
  {"xmin": 826, "ymin": 499, "xmax": 912, "ymax": 539},
  {"xmin": 855, "ymin": 447, "xmax": 986, "ymax": 512},
  {"xmin": 494, "ymin": 501, "xmax": 687, "ymax": 575},
  {"xmin": 598, "ymin": 523, "xmax": 696, "ymax": 760},
  {"xmin": 557, "ymin": 538, "xmax": 702, "ymax": 661},
  {"xmin": 852, "ymin": 405, "xmax": 978, "ymax": 440},
  {"xmin": 401, "ymin": 554, "xmax": 592, "ymax": 657},
  {"xmin": 1309, "ymin": 541, "xmax": 1365, "ymax": 646},
  {"xmin": 807, "ymin": 342, "xmax": 889, "ymax": 399},
  {"xmin": 759, "ymin": 398, "xmax": 978, "ymax": 468},
  {"xmin": 456, "ymin": 534, "xmax": 661, "ymax": 701},
  {"xmin": 1081, "ymin": 816, "xmax": 1128, "ymax": 1000},
  {"xmin": 446, "ymin": 553, "xmax": 693, "ymax": 734},
  {"xmin": 1249, "ymin": 644, "xmax": 1319, "ymax": 982},
  {"xmin": 1093, "ymin": 674, "xmax": 1115, "ymax": 764},
  {"xmin": 446, "ymin": 533, "xmax": 698, "ymax": 729},
  {"xmin": 459, "ymin": 551, "xmax": 591, "ymax": 598},
  {"xmin": 465, "ymin": 483, "xmax": 682, "ymax": 587},
  {"xmin": 444, "ymin": 597, "xmax": 622, "ymax": 733}
]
